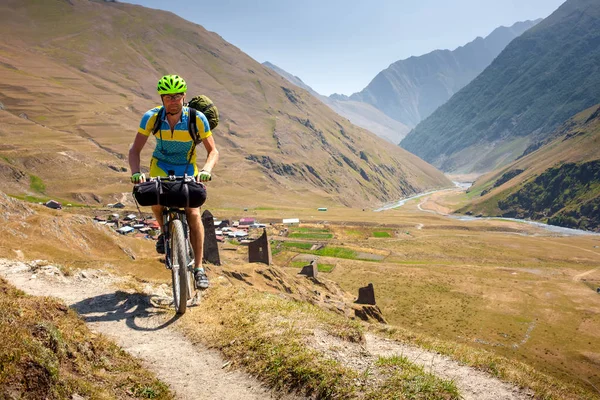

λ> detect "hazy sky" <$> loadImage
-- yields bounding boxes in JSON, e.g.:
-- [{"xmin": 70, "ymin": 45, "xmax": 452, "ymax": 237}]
[{"xmin": 122, "ymin": 0, "xmax": 565, "ymax": 96}]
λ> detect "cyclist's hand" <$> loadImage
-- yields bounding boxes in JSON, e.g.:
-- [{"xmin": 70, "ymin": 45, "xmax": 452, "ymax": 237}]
[
  {"xmin": 198, "ymin": 170, "xmax": 211, "ymax": 182},
  {"xmin": 131, "ymin": 172, "xmax": 146, "ymax": 184}
]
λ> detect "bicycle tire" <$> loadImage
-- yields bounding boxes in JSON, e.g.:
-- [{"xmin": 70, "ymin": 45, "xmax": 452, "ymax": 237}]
[
  {"xmin": 169, "ymin": 219, "xmax": 188, "ymax": 314},
  {"xmin": 186, "ymin": 243, "xmax": 195, "ymax": 300}
]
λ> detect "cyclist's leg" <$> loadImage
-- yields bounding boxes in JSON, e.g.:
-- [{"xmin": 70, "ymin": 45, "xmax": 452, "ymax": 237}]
[
  {"xmin": 151, "ymin": 205, "xmax": 164, "ymax": 223},
  {"xmin": 183, "ymin": 161, "xmax": 202, "ymax": 268},
  {"xmin": 185, "ymin": 206, "xmax": 204, "ymax": 269},
  {"xmin": 150, "ymin": 158, "xmax": 168, "ymax": 252},
  {"xmin": 186, "ymin": 206, "xmax": 209, "ymax": 289}
]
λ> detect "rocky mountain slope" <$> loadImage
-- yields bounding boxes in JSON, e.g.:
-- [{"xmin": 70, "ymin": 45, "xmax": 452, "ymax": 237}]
[
  {"xmin": 263, "ymin": 61, "xmax": 410, "ymax": 144},
  {"xmin": 351, "ymin": 20, "xmax": 539, "ymax": 128},
  {"xmin": 401, "ymin": 0, "xmax": 600, "ymax": 173},
  {"xmin": 459, "ymin": 104, "xmax": 600, "ymax": 232},
  {"xmin": 0, "ymin": 0, "xmax": 450, "ymax": 209}
]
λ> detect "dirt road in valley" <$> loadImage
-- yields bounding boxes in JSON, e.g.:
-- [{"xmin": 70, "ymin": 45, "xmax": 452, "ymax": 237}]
[{"xmin": 573, "ymin": 268, "xmax": 600, "ymax": 282}]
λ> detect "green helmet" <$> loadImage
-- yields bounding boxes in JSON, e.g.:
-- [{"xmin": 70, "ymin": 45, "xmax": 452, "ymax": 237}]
[{"xmin": 157, "ymin": 75, "xmax": 187, "ymax": 95}]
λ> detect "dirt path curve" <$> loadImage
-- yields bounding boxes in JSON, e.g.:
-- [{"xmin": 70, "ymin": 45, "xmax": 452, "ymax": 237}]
[
  {"xmin": 365, "ymin": 334, "xmax": 533, "ymax": 400},
  {"xmin": 310, "ymin": 331, "xmax": 534, "ymax": 400},
  {"xmin": 0, "ymin": 259, "xmax": 295, "ymax": 400},
  {"xmin": 573, "ymin": 267, "xmax": 600, "ymax": 282}
]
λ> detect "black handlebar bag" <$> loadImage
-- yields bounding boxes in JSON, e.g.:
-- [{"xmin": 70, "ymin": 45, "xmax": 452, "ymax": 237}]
[{"xmin": 133, "ymin": 180, "xmax": 207, "ymax": 208}]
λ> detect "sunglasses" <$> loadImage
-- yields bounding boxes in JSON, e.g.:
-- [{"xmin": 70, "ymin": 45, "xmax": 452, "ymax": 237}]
[{"xmin": 162, "ymin": 94, "xmax": 184, "ymax": 101}]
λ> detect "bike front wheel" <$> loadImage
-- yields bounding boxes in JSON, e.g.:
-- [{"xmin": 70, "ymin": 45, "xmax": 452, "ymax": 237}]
[
  {"xmin": 169, "ymin": 219, "xmax": 188, "ymax": 314},
  {"xmin": 186, "ymin": 241, "xmax": 196, "ymax": 300}
]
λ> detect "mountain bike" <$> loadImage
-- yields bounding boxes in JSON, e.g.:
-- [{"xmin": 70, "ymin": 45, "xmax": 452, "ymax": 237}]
[
  {"xmin": 134, "ymin": 174, "xmax": 207, "ymax": 315},
  {"xmin": 162, "ymin": 205, "xmax": 196, "ymax": 314}
]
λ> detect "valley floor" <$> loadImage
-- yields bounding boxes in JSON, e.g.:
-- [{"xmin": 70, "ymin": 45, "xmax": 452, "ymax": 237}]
[{"xmin": 1, "ymin": 188, "xmax": 599, "ymax": 399}]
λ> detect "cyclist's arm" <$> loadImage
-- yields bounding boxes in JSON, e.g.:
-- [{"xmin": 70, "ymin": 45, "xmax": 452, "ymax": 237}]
[
  {"xmin": 128, "ymin": 133, "xmax": 149, "ymax": 174},
  {"xmin": 199, "ymin": 134, "xmax": 219, "ymax": 173}
]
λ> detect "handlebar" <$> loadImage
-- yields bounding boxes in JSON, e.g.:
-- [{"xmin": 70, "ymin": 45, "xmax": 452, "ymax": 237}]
[{"xmin": 137, "ymin": 174, "xmax": 211, "ymax": 183}]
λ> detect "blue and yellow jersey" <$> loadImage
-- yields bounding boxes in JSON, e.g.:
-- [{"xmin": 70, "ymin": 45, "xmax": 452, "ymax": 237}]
[{"xmin": 138, "ymin": 106, "xmax": 212, "ymax": 176}]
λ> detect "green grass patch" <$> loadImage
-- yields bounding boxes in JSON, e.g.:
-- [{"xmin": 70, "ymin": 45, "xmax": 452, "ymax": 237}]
[
  {"xmin": 288, "ymin": 232, "xmax": 333, "ymax": 239},
  {"xmin": 289, "ymin": 260, "xmax": 310, "ymax": 268},
  {"xmin": 288, "ymin": 261, "xmax": 335, "ymax": 272},
  {"xmin": 10, "ymin": 194, "xmax": 49, "ymax": 203},
  {"xmin": 282, "ymin": 242, "xmax": 314, "ymax": 250},
  {"xmin": 278, "ymin": 242, "xmax": 377, "ymax": 262},
  {"xmin": 365, "ymin": 355, "xmax": 460, "ymax": 399},
  {"xmin": 317, "ymin": 263, "xmax": 335, "ymax": 272},
  {"xmin": 313, "ymin": 246, "xmax": 358, "ymax": 259},
  {"xmin": 29, "ymin": 174, "xmax": 46, "ymax": 193},
  {"xmin": 373, "ymin": 231, "xmax": 391, "ymax": 238},
  {"xmin": 290, "ymin": 227, "xmax": 331, "ymax": 234},
  {"xmin": 9, "ymin": 194, "xmax": 88, "ymax": 208}
]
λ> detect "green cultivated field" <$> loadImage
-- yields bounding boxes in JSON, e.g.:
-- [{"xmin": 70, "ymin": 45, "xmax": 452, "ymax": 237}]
[
  {"xmin": 373, "ymin": 231, "xmax": 392, "ymax": 238},
  {"xmin": 288, "ymin": 260, "xmax": 335, "ymax": 272},
  {"xmin": 288, "ymin": 227, "xmax": 334, "ymax": 239}
]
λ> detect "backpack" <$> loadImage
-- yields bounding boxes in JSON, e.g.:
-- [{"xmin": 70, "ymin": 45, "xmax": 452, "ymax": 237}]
[
  {"xmin": 187, "ymin": 95, "xmax": 219, "ymax": 131},
  {"xmin": 151, "ymin": 95, "xmax": 219, "ymax": 144}
]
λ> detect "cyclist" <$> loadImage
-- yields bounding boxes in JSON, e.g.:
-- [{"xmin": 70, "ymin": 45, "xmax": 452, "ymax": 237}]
[{"xmin": 128, "ymin": 74, "xmax": 219, "ymax": 289}]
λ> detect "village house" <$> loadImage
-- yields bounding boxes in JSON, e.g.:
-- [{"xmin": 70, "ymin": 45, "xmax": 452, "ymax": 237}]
[{"xmin": 239, "ymin": 217, "xmax": 255, "ymax": 226}]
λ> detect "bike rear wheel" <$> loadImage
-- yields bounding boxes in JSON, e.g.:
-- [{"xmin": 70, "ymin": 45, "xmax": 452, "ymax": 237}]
[{"xmin": 169, "ymin": 219, "xmax": 188, "ymax": 314}]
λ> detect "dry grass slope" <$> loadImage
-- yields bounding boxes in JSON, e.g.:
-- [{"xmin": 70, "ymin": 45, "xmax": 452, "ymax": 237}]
[
  {"xmin": 0, "ymin": 0, "xmax": 450, "ymax": 210},
  {"xmin": 0, "ymin": 277, "xmax": 173, "ymax": 399}
]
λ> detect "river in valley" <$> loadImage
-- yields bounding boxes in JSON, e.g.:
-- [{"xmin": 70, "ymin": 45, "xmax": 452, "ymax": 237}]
[{"xmin": 375, "ymin": 182, "xmax": 600, "ymax": 237}]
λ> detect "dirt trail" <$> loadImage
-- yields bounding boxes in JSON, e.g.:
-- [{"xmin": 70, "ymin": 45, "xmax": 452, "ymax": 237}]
[
  {"xmin": 0, "ymin": 259, "xmax": 296, "ymax": 400},
  {"xmin": 309, "ymin": 329, "xmax": 533, "ymax": 400},
  {"xmin": 573, "ymin": 267, "xmax": 600, "ymax": 282},
  {"xmin": 365, "ymin": 334, "xmax": 533, "ymax": 400}
]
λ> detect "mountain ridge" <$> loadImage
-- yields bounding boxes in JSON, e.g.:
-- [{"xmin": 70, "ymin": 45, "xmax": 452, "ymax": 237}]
[
  {"xmin": 263, "ymin": 61, "xmax": 410, "ymax": 144},
  {"xmin": 349, "ymin": 19, "xmax": 541, "ymax": 127},
  {"xmin": 400, "ymin": 0, "xmax": 600, "ymax": 173}
]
